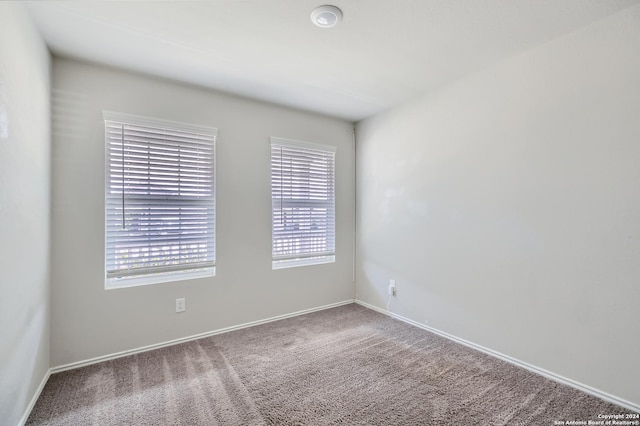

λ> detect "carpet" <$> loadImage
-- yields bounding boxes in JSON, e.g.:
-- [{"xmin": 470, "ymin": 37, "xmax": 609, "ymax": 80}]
[{"xmin": 27, "ymin": 303, "xmax": 632, "ymax": 425}]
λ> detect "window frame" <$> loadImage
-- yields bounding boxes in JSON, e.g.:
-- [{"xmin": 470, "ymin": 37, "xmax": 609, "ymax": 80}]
[
  {"xmin": 270, "ymin": 137, "xmax": 337, "ymax": 269},
  {"xmin": 103, "ymin": 111, "xmax": 217, "ymax": 289}
]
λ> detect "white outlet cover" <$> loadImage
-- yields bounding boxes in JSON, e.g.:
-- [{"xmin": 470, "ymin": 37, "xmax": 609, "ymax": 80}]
[{"xmin": 176, "ymin": 298, "xmax": 186, "ymax": 313}]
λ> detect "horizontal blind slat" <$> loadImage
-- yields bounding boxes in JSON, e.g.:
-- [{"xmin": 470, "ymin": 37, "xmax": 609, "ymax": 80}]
[{"xmin": 107, "ymin": 261, "xmax": 215, "ymax": 278}]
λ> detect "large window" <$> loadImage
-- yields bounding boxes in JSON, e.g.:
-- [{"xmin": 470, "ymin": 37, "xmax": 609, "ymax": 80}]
[
  {"xmin": 104, "ymin": 112, "xmax": 217, "ymax": 288},
  {"xmin": 271, "ymin": 137, "xmax": 336, "ymax": 269}
]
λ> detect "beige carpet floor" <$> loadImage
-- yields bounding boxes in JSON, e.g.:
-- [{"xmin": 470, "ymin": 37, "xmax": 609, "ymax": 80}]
[{"xmin": 27, "ymin": 303, "xmax": 632, "ymax": 425}]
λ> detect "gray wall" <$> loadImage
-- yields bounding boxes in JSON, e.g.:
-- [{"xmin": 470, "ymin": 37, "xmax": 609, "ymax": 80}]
[
  {"xmin": 50, "ymin": 58, "xmax": 355, "ymax": 367},
  {"xmin": 356, "ymin": 5, "xmax": 640, "ymax": 406},
  {"xmin": 0, "ymin": 3, "xmax": 51, "ymax": 425}
]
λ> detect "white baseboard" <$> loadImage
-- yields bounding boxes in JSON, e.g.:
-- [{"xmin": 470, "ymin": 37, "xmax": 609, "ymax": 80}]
[
  {"xmin": 18, "ymin": 368, "xmax": 51, "ymax": 426},
  {"xmin": 355, "ymin": 299, "xmax": 640, "ymax": 414},
  {"xmin": 52, "ymin": 299, "xmax": 355, "ymax": 374}
]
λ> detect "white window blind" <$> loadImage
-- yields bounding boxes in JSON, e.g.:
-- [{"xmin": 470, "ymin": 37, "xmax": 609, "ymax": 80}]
[
  {"xmin": 271, "ymin": 137, "xmax": 336, "ymax": 268},
  {"xmin": 104, "ymin": 112, "xmax": 217, "ymax": 287}
]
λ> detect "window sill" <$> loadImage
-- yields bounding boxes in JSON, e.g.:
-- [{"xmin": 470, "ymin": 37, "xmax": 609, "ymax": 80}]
[
  {"xmin": 105, "ymin": 267, "xmax": 215, "ymax": 290},
  {"xmin": 272, "ymin": 256, "xmax": 335, "ymax": 270}
]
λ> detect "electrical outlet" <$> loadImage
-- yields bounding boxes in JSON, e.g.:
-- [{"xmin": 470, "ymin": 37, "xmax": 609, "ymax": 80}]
[
  {"xmin": 176, "ymin": 298, "xmax": 186, "ymax": 313},
  {"xmin": 388, "ymin": 279, "xmax": 396, "ymax": 296}
]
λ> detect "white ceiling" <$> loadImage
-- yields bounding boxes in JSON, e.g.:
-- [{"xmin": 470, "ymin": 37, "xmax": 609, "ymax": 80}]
[{"xmin": 27, "ymin": 0, "xmax": 639, "ymax": 122}]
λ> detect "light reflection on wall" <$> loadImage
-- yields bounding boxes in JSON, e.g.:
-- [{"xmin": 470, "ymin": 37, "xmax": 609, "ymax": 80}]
[{"xmin": 0, "ymin": 75, "xmax": 8, "ymax": 139}]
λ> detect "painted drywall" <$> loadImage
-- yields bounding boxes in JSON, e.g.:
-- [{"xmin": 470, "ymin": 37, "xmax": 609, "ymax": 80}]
[
  {"xmin": 0, "ymin": 3, "xmax": 51, "ymax": 425},
  {"xmin": 50, "ymin": 58, "xmax": 355, "ymax": 367},
  {"xmin": 356, "ymin": 5, "xmax": 640, "ymax": 407}
]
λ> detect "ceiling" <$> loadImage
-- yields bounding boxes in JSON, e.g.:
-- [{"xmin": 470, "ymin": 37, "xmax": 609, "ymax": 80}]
[{"xmin": 26, "ymin": 0, "xmax": 639, "ymax": 122}]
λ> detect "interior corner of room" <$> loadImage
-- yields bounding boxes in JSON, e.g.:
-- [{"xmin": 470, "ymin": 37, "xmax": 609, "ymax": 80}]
[{"xmin": 2, "ymin": 1, "xmax": 640, "ymax": 425}]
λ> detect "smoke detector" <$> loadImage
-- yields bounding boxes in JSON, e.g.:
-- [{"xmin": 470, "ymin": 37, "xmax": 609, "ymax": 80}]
[{"xmin": 311, "ymin": 5, "xmax": 343, "ymax": 28}]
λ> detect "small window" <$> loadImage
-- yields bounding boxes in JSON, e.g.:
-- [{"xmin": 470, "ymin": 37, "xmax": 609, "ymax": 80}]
[
  {"xmin": 271, "ymin": 137, "xmax": 336, "ymax": 269},
  {"xmin": 104, "ymin": 112, "xmax": 217, "ymax": 288}
]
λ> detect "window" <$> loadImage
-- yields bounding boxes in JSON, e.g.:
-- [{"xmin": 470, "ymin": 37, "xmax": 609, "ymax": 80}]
[
  {"xmin": 271, "ymin": 137, "xmax": 336, "ymax": 269},
  {"xmin": 104, "ymin": 112, "xmax": 217, "ymax": 288}
]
